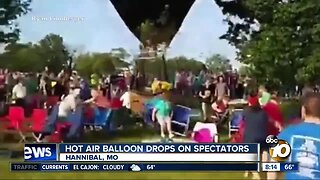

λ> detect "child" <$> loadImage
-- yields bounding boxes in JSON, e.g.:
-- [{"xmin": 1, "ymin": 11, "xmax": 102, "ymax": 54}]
[
  {"xmin": 211, "ymin": 95, "xmax": 230, "ymax": 121},
  {"xmin": 83, "ymin": 88, "xmax": 110, "ymax": 131},
  {"xmin": 152, "ymin": 91, "xmax": 174, "ymax": 142}
]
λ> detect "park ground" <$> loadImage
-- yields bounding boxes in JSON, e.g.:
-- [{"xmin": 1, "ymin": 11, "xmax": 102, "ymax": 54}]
[{"xmin": 0, "ymin": 97, "xmax": 295, "ymax": 179}]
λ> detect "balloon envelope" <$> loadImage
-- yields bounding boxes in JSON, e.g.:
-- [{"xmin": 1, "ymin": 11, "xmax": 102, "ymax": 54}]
[{"xmin": 110, "ymin": 0, "xmax": 195, "ymax": 46}]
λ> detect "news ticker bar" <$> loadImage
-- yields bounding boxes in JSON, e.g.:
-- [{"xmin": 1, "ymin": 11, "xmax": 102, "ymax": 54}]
[
  {"xmin": 262, "ymin": 163, "xmax": 299, "ymax": 172},
  {"xmin": 58, "ymin": 144, "xmax": 259, "ymax": 153},
  {"xmin": 11, "ymin": 163, "xmax": 259, "ymax": 172},
  {"xmin": 25, "ymin": 143, "xmax": 260, "ymax": 162},
  {"xmin": 58, "ymin": 153, "xmax": 258, "ymax": 162}
]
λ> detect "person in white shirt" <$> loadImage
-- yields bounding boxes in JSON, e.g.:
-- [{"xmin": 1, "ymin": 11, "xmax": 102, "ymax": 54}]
[
  {"xmin": 12, "ymin": 79, "xmax": 27, "ymax": 107},
  {"xmin": 120, "ymin": 91, "xmax": 131, "ymax": 109},
  {"xmin": 58, "ymin": 88, "xmax": 80, "ymax": 122}
]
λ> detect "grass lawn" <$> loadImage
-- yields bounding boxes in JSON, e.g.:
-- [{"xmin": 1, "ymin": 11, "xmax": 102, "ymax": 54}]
[
  {"xmin": 0, "ymin": 98, "xmax": 295, "ymax": 180},
  {"xmin": 0, "ymin": 95, "xmax": 296, "ymax": 179}
]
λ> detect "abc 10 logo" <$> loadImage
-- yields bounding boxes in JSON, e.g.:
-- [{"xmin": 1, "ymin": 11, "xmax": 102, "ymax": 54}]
[{"xmin": 266, "ymin": 135, "xmax": 292, "ymax": 162}]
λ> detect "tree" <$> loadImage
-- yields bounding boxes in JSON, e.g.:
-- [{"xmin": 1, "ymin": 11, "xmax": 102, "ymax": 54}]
[
  {"xmin": 0, "ymin": 0, "xmax": 32, "ymax": 43},
  {"xmin": 216, "ymin": 0, "xmax": 320, "ymax": 86},
  {"xmin": 37, "ymin": 34, "xmax": 70, "ymax": 73},
  {"xmin": 74, "ymin": 53, "xmax": 95, "ymax": 76},
  {"xmin": 0, "ymin": 42, "xmax": 44, "ymax": 71},
  {"xmin": 205, "ymin": 54, "xmax": 231, "ymax": 73},
  {"xmin": 75, "ymin": 52, "xmax": 129, "ymax": 77},
  {"xmin": 238, "ymin": 65, "xmax": 250, "ymax": 77},
  {"xmin": 92, "ymin": 53, "xmax": 115, "ymax": 74},
  {"xmin": 0, "ymin": 33, "xmax": 71, "ymax": 72},
  {"xmin": 141, "ymin": 56, "xmax": 204, "ymax": 82}
]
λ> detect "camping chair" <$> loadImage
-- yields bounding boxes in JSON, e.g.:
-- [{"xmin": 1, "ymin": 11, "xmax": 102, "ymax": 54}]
[
  {"xmin": 30, "ymin": 109, "xmax": 47, "ymax": 142},
  {"xmin": 45, "ymin": 96, "xmax": 59, "ymax": 109},
  {"xmin": 192, "ymin": 122, "xmax": 218, "ymax": 143},
  {"xmin": 228, "ymin": 109, "xmax": 244, "ymax": 138},
  {"xmin": 5, "ymin": 106, "xmax": 26, "ymax": 143},
  {"xmin": 171, "ymin": 105, "xmax": 191, "ymax": 136},
  {"xmin": 84, "ymin": 107, "xmax": 112, "ymax": 129}
]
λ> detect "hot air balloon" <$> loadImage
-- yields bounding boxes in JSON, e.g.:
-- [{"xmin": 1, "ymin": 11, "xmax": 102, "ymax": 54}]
[
  {"xmin": 110, "ymin": 0, "xmax": 195, "ymax": 58},
  {"xmin": 110, "ymin": 0, "xmax": 195, "ymax": 86}
]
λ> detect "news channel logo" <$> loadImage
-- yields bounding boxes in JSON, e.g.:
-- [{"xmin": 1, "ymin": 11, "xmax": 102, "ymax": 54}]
[
  {"xmin": 265, "ymin": 135, "xmax": 291, "ymax": 162},
  {"xmin": 24, "ymin": 144, "xmax": 57, "ymax": 162}
]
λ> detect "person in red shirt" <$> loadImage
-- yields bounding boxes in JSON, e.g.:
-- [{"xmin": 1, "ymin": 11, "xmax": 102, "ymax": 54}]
[
  {"xmin": 263, "ymin": 91, "xmax": 284, "ymax": 136},
  {"xmin": 211, "ymin": 95, "xmax": 229, "ymax": 121},
  {"xmin": 83, "ymin": 88, "xmax": 111, "ymax": 131}
]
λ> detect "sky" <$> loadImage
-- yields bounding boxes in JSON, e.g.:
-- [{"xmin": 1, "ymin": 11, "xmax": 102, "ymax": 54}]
[{"xmin": 15, "ymin": 0, "xmax": 239, "ymax": 68}]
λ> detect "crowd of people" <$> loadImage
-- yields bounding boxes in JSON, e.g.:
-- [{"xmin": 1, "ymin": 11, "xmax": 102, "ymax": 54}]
[
  {"xmin": 0, "ymin": 63, "xmax": 319, "ymax": 179},
  {"xmin": 0, "ymin": 67, "xmax": 130, "ymax": 120},
  {"xmin": 173, "ymin": 66, "xmax": 246, "ymax": 98}
]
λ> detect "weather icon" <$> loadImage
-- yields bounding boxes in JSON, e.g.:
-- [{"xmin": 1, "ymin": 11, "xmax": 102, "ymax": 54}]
[{"xmin": 130, "ymin": 164, "xmax": 141, "ymax": 172}]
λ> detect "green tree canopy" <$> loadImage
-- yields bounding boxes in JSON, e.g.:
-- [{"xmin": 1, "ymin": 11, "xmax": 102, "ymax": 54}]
[
  {"xmin": 216, "ymin": 0, "xmax": 320, "ymax": 86},
  {"xmin": 205, "ymin": 54, "xmax": 231, "ymax": 73},
  {"xmin": 74, "ymin": 52, "xmax": 130, "ymax": 77},
  {"xmin": 92, "ymin": 53, "xmax": 116, "ymax": 74},
  {"xmin": 0, "ymin": 33, "xmax": 70, "ymax": 72},
  {"xmin": 0, "ymin": 0, "xmax": 32, "ymax": 43}
]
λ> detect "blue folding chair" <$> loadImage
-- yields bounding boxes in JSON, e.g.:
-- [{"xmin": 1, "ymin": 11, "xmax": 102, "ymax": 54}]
[
  {"xmin": 171, "ymin": 105, "xmax": 191, "ymax": 136},
  {"xmin": 83, "ymin": 107, "xmax": 112, "ymax": 127},
  {"xmin": 95, "ymin": 107, "xmax": 112, "ymax": 127},
  {"xmin": 228, "ymin": 109, "xmax": 244, "ymax": 137},
  {"xmin": 66, "ymin": 107, "xmax": 84, "ymax": 139}
]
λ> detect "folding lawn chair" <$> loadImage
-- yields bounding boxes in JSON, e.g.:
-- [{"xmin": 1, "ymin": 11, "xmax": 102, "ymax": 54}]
[
  {"xmin": 171, "ymin": 105, "xmax": 191, "ymax": 136},
  {"xmin": 30, "ymin": 109, "xmax": 47, "ymax": 142},
  {"xmin": 228, "ymin": 109, "xmax": 244, "ymax": 138},
  {"xmin": 192, "ymin": 122, "xmax": 218, "ymax": 143},
  {"xmin": 5, "ymin": 106, "xmax": 27, "ymax": 143},
  {"xmin": 84, "ymin": 107, "xmax": 112, "ymax": 128}
]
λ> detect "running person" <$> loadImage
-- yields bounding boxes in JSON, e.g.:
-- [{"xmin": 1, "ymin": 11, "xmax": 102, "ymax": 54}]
[{"xmin": 152, "ymin": 91, "xmax": 174, "ymax": 142}]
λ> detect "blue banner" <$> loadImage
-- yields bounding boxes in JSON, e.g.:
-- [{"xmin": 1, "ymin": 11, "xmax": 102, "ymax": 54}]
[
  {"xmin": 280, "ymin": 163, "xmax": 299, "ymax": 172},
  {"xmin": 59, "ymin": 143, "xmax": 258, "ymax": 153},
  {"xmin": 11, "ymin": 163, "xmax": 259, "ymax": 171},
  {"xmin": 24, "ymin": 144, "xmax": 57, "ymax": 162}
]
